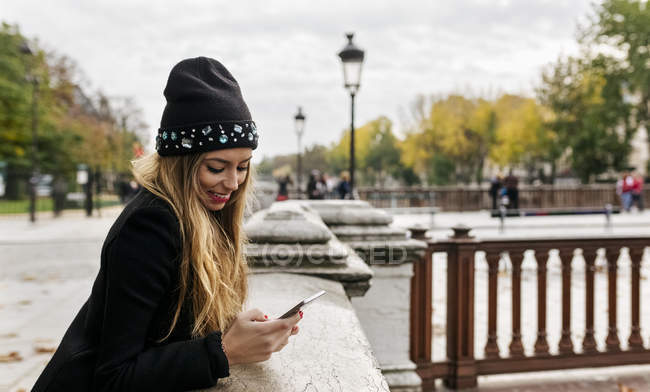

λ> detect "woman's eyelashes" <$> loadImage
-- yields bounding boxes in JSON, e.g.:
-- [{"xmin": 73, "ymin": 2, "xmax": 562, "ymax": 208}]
[{"xmin": 207, "ymin": 165, "xmax": 249, "ymax": 174}]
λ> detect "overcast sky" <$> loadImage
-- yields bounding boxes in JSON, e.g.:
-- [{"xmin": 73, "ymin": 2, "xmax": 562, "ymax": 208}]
[{"xmin": 4, "ymin": 0, "xmax": 596, "ymax": 162}]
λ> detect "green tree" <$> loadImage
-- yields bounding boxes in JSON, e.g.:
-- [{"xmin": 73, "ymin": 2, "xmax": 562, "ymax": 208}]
[
  {"xmin": 582, "ymin": 0, "xmax": 650, "ymax": 136},
  {"xmin": 0, "ymin": 23, "xmax": 36, "ymax": 197},
  {"xmin": 362, "ymin": 117, "xmax": 401, "ymax": 186},
  {"xmin": 0, "ymin": 22, "xmax": 147, "ymax": 198},
  {"xmin": 327, "ymin": 116, "xmax": 403, "ymax": 185},
  {"xmin": 538, "ymin": 55, "xmax": 634, "ymax": 182}
]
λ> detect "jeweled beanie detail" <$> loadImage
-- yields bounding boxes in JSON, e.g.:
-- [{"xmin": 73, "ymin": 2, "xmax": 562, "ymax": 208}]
[{"xmin": 156, "ymin": 57, "xmax": 259, "ymax": 156}]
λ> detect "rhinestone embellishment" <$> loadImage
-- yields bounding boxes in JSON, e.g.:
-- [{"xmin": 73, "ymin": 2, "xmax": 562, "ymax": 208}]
[{"xmin": 158, "ymin": 122, "xmax": 258, "ymax": 153}]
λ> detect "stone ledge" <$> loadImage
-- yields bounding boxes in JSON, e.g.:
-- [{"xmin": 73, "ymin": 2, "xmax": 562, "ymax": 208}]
[
  {"xmin": 329, "ymin": 224, "xmax": 407, "ymax": 241},
  {"xmin": 344, "ymin": 239, "xmax": 427, "ymax": 265},
  {"xmin": 281, "ymin": 200, "xmax": 394, "ymax": 226},
  {"xmin": 245, "ymin": 238, "xmax": 350, "ymax": 268},
  {"xmin": 200, "ymin": 273, "xmax": 389, "ymax": 391},
  {"xmin": 250, "ymin": 249, "xmax": 373, "ymax": 297},
  {"xmin": 245, "ymin": 207, "xmax": 332, "ymax": 244}
]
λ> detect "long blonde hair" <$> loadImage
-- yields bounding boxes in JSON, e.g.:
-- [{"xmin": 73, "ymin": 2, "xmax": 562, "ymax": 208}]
[{"xmin": 132, "ymin": 152, "xmax": 251, "ymax": 339}]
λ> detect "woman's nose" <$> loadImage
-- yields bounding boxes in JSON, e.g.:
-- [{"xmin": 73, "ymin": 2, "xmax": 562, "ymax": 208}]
[{"xmin": 223, "ymin": 170, "xmax": 239, "ymax": 191}]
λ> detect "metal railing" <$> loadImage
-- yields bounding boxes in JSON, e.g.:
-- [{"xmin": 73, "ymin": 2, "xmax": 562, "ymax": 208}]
[
  {"xmin": 409, "ymin": 226, "xmax": 650, "ymax": 390},
  {"xmin": 360, "ymin": 185, "xmax": 647, "ymax": 211}
]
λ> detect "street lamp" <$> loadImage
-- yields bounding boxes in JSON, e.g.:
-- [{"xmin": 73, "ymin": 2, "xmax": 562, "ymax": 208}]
[
  {"xmin": 338, "ymin": 32, "xmax": 364, "ymax": 198},
  {"xmin": 294, "ymin": 107, "xmax": 306, "ymax": 197},
  {"xmin": 20, "ymin": 41, "xmax": 39, "ymax": 223}
]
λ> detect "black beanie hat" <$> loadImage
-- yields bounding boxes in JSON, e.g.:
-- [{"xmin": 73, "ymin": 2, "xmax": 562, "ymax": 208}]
[{"xmin": 155, "ymin": 57, "xmax": 259, "ymax": 156}]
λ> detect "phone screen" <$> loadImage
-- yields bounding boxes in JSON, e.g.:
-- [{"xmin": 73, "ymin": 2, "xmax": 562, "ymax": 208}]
[{"xmin": 279, "ymin": 290, "xmax": 326, "ymax": 319}]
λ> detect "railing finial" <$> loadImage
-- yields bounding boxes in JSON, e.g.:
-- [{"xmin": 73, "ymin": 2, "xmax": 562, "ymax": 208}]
[
  {"xmin": 409, "ymin": 225, "xmax": 428, "ymax": 240},
  {"xmin": 451, "ymin": 224, "xmax": 473, "ymax": 239}
]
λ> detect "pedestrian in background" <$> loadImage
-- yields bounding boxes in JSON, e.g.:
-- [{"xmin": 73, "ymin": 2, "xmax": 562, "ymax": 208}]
[
  {"xmin": 336, "ymin": 171, "xmax": 351, "ymax": 199},
  {"xmin": 276, "ymin": 175, "xmax": 292, "ymax": 201},
  {"xmin": 631, "ymin": 172, "xmax": 644, "ymax": 211},
  {"xmin": 307, "ymin": 170, "xmax": 322, "ymax": 200},
  {"xmin": 489, "ymin": 173, "xmax": 503, "ymax": 211},
  {"xmin": 33, "ymin": 57, "xmax": 301, "ymax": 392},
  {"xmin": 504, "ymin": 170, "xmax": 519, "ymax": 210},
  {"xmin": 621, "ymin": 172, "xmax": 634, "ymax": 212},
  {"xmin": 324, "ymin": 173, "xmax": 336, "ymax": 198},
  {"xmin": 52, "ymin": 176, "xmax": 67, "ymax": 216},
  {"xmin": 317, "ymin": 173, "xmax": 328, "ymax": 199}
]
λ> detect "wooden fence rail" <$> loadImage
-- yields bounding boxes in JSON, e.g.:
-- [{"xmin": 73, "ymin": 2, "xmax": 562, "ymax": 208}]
[
  {"xmin": 409, "ymin": 227, "xmax": 650, "ymax": 390},
  {"xmin": 360, "ymin": 185, "xmax": 648, "ymax": 211}
]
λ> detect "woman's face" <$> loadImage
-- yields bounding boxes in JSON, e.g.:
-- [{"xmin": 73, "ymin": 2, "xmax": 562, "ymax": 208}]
[{"xmin": 197, "ymin": 148, "xmax": 252, "ymax": 211}]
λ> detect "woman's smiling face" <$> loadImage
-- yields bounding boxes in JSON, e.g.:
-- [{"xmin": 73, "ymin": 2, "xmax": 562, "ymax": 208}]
[{"xmin": 197, "ymin": 148, "xmax": 252, "ymax": 211}]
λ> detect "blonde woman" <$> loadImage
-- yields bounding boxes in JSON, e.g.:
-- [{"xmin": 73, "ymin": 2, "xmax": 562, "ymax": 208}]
[{"xmin": 33, "ymin": 57, "xmax": 301, "ymax": 391}]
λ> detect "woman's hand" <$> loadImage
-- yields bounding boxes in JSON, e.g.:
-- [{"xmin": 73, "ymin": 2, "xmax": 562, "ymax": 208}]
[{"xmin": 222, "ymin": 308, "xmax": 302, "ymax": 365}]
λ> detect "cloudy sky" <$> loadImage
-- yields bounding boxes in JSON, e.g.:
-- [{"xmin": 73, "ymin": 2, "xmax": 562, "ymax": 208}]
[{"xmin": 4, "ymin": 0, "xmax": 596, "ymax": 162}]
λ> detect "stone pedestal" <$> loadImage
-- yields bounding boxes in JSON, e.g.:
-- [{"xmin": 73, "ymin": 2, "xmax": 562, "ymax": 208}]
[
  {"xmin": 244, "ymin": 202, "xmax": 373, "ymax": 297},
  {"xmin": 351, "ymin": 263, "xmax": 422, "ymax": 392}
]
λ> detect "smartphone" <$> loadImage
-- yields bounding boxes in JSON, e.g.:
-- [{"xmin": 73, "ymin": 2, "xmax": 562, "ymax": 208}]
[{"xmin": 278, "ymin": 290, "xmax": 326, "ymax": 319}]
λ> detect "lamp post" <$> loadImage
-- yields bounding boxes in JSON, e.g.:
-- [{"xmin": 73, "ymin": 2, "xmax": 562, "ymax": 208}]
[
  {"xmin": 294, "ymin": 107, "xmax": 306, "ymax": 197},
  {"xmin": 20, "ymin": 42, "xmax": 39, "ymax": 223},
  {"xmin": 338, "ymin": 32, "xmax": 365, "ymax": 198}
]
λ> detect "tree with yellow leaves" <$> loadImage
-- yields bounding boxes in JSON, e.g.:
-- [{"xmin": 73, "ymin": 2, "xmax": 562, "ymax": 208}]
[
  {"xmin": 400, "ymin": 95, "xmax": 496, "ymax": 184},
  {"xmin": 490, "ymin": 94, "xmax": 557, "ymax": 181}
]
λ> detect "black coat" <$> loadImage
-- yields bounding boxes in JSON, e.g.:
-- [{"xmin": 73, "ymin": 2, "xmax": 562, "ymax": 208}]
[{"xmin": 32, "ymin": 190, "xmax": 229, "ymax": 392}]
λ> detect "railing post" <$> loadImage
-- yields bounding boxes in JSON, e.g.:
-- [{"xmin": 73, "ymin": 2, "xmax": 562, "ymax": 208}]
[
  {"xmin": 484, "ymin": 251, "xmax": 501, "ymax": 358},
  {"xmin": 558, "ymin": 248, "xmax": 574, "ymax": 355},
  {"xmin": 509, "ymin": 251, "xmax": 525, "ymax": 357},
  {"xmin": 605, "ymin": 247, "xmax": 621, "ymax": 352},
  {"xmin": 534, "ymin": 251, "xmax": 550, "ymax": 356},
  {"xmin": 409, "ymin": 226, "xmax": 434, "ymax": 390},
  {"xmin": 444, "ymin": 225, "xmax": 477, "ymax": 389},
  {"xmin": 628, "ymin": 246, "xmax": 644, "ymax": 351},
  {"xmin": 582, "ymin": 248, "xmax": 598, "ymax": 353}
]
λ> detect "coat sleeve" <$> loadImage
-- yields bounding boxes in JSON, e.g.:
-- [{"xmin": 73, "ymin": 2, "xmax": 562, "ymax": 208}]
[{"xmin": 92, "ymin": 207, "xmax": 229, "ymax": 392}]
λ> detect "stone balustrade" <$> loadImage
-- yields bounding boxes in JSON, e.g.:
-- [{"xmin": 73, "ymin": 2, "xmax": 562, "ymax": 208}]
[{"xmin": 227, "ymin": 199, "xmax": 424, "ymax": 391}]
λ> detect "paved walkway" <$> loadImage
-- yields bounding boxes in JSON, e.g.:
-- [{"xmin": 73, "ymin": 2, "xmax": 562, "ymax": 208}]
[
  {"xmin": 1, "ymin": 207, "xmax": 650, "ymax": 391},
  {"xmin": 0, "ymin": 209, "xmax": 120, "ymax": 392}
]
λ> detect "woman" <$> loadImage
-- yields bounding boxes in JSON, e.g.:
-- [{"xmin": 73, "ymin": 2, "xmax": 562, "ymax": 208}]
[{"xmin": 33, "ymin": 57, "xmax": 302, "ymax": 391}]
